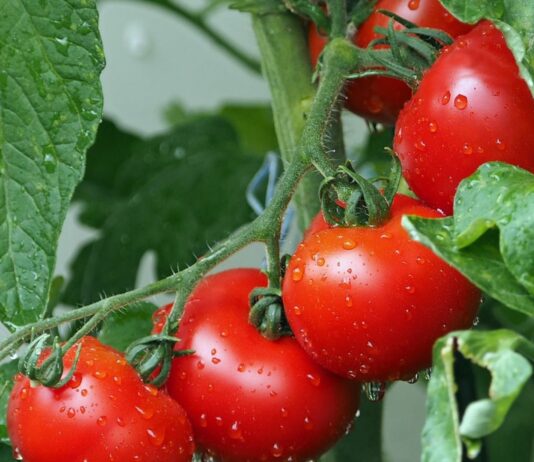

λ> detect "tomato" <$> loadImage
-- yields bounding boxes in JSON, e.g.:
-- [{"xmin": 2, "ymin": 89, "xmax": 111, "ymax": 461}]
[
  {"xmin": 308, "ymin": 0, "xmax": 472, "ymax": 124},
  {"xmin": 394, "ymin": 21, "xmax": 534, "ymax": 214},
  {"xmin": 156, "ymin": 269, "xmax": 360, "ymax": 462},
  {"xmin": 283, "ymin": 194, "xmax": 480, "ymax": 382},
  {"xmin": 7, "ymin": 337, "xmax": 194, "ymax": 462}
]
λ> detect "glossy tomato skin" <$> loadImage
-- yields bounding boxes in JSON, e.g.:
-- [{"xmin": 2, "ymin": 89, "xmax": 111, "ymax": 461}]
[
  {"xmin": 7, "ymin": 337, "xmax": 194, "ymax": 462},
  {"xmin": 283, "ymin": 195, "xmax": 480, "ymax": 382},
  {"xmin": 308, "ymin": 0, "xmax": 472, "ymax": 124},
  {"xmin": 158, "ymin": 269, "xmax": 360, "ymax": 462},
  {"xmin": 394, "ymin": 21, "xmax": 534, "ymax": 214}
]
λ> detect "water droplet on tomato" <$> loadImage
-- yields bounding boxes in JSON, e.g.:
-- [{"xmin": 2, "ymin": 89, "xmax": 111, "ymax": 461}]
[
  {"xmin": 405, "ymin": 285, "xmax": 416, "ymax": 294},
  {"xmin": 316, "ymin": 257, "xmax": 325, "ymax": 266},
  {"xmin": 80, "ymin": 406, "xmax": 86, "ymax": 414},
  {"xmin": 441, "ymin": 91, "xmax": 451, "ymax": 105},
  {"xmin": 237, "ymin": 363, "xmax": 246, "ymax": 373},
  {"xmin": 135, "ymin": 405, "xmax": 155, "ymax": 420},
  {"xmin": 415, "ymin": 140, "xmax": 426, "ymax": 151},
  {"xmin": 345, "ymin": 295, "xmax": 353, "ymax": 308},
  {"xmin": 496, "ymin": 139, "xmax": 506, "ymax": 151},
  {"xmin": 362, "ymin": 382, "xmax": 385, "ymax": 401},
  {"xmin": 462, "ymin": 143, "xmax": 473, "ymax": 155},
  {"xmin": 454, "ymin": 94, "xmax": 468, "ymax": 110},
  {"xmin": 408, "ymin": 0, "xmax": 420, "ymax": 10},
  {"xmin": 93, "ymin": 370, "xmax": 107, "ymax": 380},
  {"xmin": 199, "ymin": 413, "xmax": 208, "ymax": 428},
  {"xmin": 97, "ymin": 416, "xmax": 108, "ymax": 426},
  {"xmin": 220, "ymin": 330, "xmax": 229, "ymax": 337},
  {"xmin": 280, "ymin": 407, "xmax": 288, "ymax": 418},
  {"xmin": 116, "ymin": 417, "xmax": 126, "ymax": 427},
  {"xmin": 291, "ymin": 267, "xmax": 304, "ymax": 282},
  {"xmin": 415, "ymin": 256, "xmax": 425, "ymax": 265},
  {"xmin": 342, "ymin": 239, "xmax": 356, "ymax": 250},
  {"xmin": 304, "ymin": 416, "xmax": 314, "ymax": 430},
  {"xmin": 293, "ymin": 305, "xmax": 302, "ymax": 316},
  {"xmin": 215, "ymin": 416, "xmax": 223, "ymax": 426},
  {"xmin": 12, "ymin": 447, "xmax": 22, "ymax": 460},
  {"xmin": 271, "ymin": 443, "xmax": 283, "ymax": 458},
  {"xmin": 69, "ymin": 373, "xmax": 82, "ymax": 389},
  {"xmin": 144, "ymin": 384, "xmax": 158, "ymax": 397},
  {"xmin": 19, "ymin": 388, "xmax": 29, "ymax": 400},
  {"xmin": 380, "ymin": 232, "xmax": 392, "ymax": 240},
  {"xmin": 428, "ymin": 121, "xmax": 438, "ymax": 133},
  {"xmin": 359, "ymin": 364, "xmax": 370, "ymax": 375},
  {"xmin": 81, "ymin": 389, "xmax": 88, "ymax": 397},
  {"xmin": 228, "ymin": 421, "xmax": 243, "ymax": 440},
  {"xmin": 112, "ymin": 376, "xmax": 122, "ymax": 385},
  {"xmin": 211, "ymin": 357, "xmax": 221, "ymax": 365},
  {"xmin": 197, "ymin": 360, "xmax": 205, "ymax": 370},
  {"xmin": 147, "ymin": 428, "xmax": 165, "ymax": 447},
  {"xmin": 306, "ymin": 373, "xmax": 321, "ymax": 387}
]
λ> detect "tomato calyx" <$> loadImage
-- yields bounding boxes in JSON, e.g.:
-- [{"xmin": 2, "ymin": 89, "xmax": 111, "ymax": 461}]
[
  {"xmin": 125, "ymin": 333, "xmax": 193, "ymax": 387},
  {"xmin": 351, "ymin": 11, "xmax": 454, "ymax": 89},
  {"xmin": 319, "ymin": 153, "xmax": 401, "ymax": 227},
  {"xmin": 249, "ymin": 286, "xmax": 292, "ymax": 340},
  {"xmin": 18, "ymin": 334, "xmax": 82, "ymax": 388}
]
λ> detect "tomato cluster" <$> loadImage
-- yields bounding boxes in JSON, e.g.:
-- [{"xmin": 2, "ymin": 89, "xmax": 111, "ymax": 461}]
[{"xmin": 8, "ymin": 1, "xmax": 533, "ymax": 461}]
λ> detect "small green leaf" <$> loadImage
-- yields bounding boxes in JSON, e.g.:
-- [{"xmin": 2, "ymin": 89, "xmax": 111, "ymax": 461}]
[
  {"xmin": 422, "ymin": 329, "xmax": 533, "ymax": 462},
  {"xmin": 0, "ymin": 0, "xmax": 104, "ymax": 327},
  {"xmin": 98, "ymin": 302, "xmax": 158, "ymax": 352},
  {"xmin": 439, "ymin": 0, "xmax": 534, "ymax": 95},
  {"xmin": 0, "ymin": 444, "xmax": 16, "ymax": 461},
  {"xmin": 64, "ymin": 117, "xmax": 262, "ymax": 306},
  {"xmin": 0, "ymin": 360, "xmax": 18, "ymax": 445},
  {"xmin": 403, "ymin": 162, "xmax": 534, "ymax": 316}
]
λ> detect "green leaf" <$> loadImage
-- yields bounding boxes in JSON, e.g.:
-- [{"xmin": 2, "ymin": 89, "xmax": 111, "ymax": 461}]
[
  {"xmin": 0, "ymin": 444, "xmax": 16, "ymax": 461},
  {"xmin": 0, "ymin": 0, "xmax": 104, "ymax": 327},
  {"xmin": 64, "ymin": 117, "xmax": 261, "ymax": 306},
  {"xmin": 0, "ymin": 360, "xmax": 18, "ymax": 445},
  {"xmin": 403, "ymin": 162, "xmax": 534, "ymax": 316},
  {"xmin": 422, "ymin": 329, "xmax": 534, "ymax": 462},
  {"xmin": 98, "ymin": 302, "xmax": 158, "ymax": 352},
  {"xmin": 439, "ymin": 0, "xmax": 534, "ymax": 95}
]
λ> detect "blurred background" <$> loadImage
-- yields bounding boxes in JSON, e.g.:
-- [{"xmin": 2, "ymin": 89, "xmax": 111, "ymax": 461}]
[{"xmin": 55, "ymin": 1, "xmax": 427, "ymax": 460}]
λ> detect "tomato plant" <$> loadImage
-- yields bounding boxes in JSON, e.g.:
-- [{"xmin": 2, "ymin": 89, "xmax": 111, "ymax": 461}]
[
  {"xmin": 7, "ymin": 337, "xmax": 194, "ymax": 462},
  {"xmin": 308, "ymin": 0, "xmax": 472, "ymax": 124},
  {"xmin": 394, "ymin": 21, "xmax": 534, "ymax": 214},
  {"xmin": 154, "ymin": 269, "xmax": 360, "ymax": 462},
  {"xmin": 1, "ymin": 1, "xmax": 533, "ymax": 461},
  {"xmin": 283, "ymin": 194, "xmax": 481, "ymax": 381}
]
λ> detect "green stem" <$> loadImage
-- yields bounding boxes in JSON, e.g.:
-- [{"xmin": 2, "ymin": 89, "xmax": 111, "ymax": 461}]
[
  {"xmin": 252, "ymin": 12, "xmax": 320, "ymax": 230},
  {"xmin": 328, "ymin": 0, "xmax": 348, "ymax": 38},
  {"xmin": 147, "ymin": 0, "xmax": 262, "ymax": 75}
]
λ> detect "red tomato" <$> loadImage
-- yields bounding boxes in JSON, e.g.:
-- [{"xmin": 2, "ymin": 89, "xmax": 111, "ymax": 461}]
[
  {"xmin": 308, "ymin": 0, "xmax": 472, "ymax": 124},
  {"xmin": 394, "ymin": 21, "xmax": 534, "ymax": 214},
  {"xmin": 156, "ymin": 269, "xmax": 360, "ymax": 462},
  {"xmin": 7, "ymin": 337, "xmax": 194, "ymax": 462},
  {"xmin": 283, "ymin": 194, "xmax": 480, "ymax": 382}
]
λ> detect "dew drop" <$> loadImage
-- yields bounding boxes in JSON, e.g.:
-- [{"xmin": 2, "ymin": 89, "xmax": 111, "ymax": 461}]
[
  {"xmin": 97, "ymin": 416, "xmax": 108, "ymax": 426},
  {"xmin": 228, "ymin": 421, "xmax": 243, "ymax": 440},
  {"xmin": 147, "ymin": 428, "xmax": 165, "ymax": 447},
  {"xmin": 408, "ymin": 0, "xmax": 420, "ymax": 10},
  {"xmin": 69, "ymin": 373, "xmax": 82, "ymax": 389},
  {"xmin": 380, "ymin": 232, "xmax": 392, "ymax": 240},
  {"xmin": 135, "ymin": 405, "xmax": 155, "ymax": 420},
  {"xmin": 237, "ymin": 363, "xmax": 246, "ymax": 373},
  {"xmin": 359, "ymin": 364, "xmax": 370, "ymax": 375},
  {"xmin": 345, "ymin": 295, "xmax": 353, "ymax": 308},
  {"xmin": 362, "ymin": 382, "xmax": 386, "ymax": 402},
  {"xmin": 113, "ymin": 376, "xmax": 122, "ymax": 385},
  {"xmin": 454, "ymin": 94, "xmax": 468, "ymax": 110},
  {"xmin": 496, "ymin": 139, "xmax": 506, "ymax": 151},
  {"xmin": 220, "ymin": 330, "xmax": 229, "ymax": 338},
  {"xmin": 271, "ymin": 443, "xmax": 283, "ymax": 458},
  {"xmin": 293, "ymin": 305, "xmax": 302, "ymax": 316},
  {"xmin": 80, "ymin": 406, "xmax": 86, "ymax": 414},
  {"xmin": 144, "ymin": 385, "xmax": 159, "ymax": 397},
  {"xmin": 199, "ymin": 413, "xmax": 208, "ymax": 428},
  {"xmin": 342, "ymin": 239, "xmax": 357, "ymax": 250},
  {"xmin": 197, "ymin": 360, "xmax": 205, "ymax": 370},
  {"xmin": 304, "ymin": 416, "xmax": 314, "ymax": 430},
  {"xmin": 93, "ymin": 370, "xmax": 107, "ymax": 380},
  {"xmin": 428, "ymin": 121, "xmax": 438, "ymax": 133},
  {"xmin": 405, "ymin": 285, "xmax": 416, "ymax": 295},
  {"xmin": 67, "ymin": 408, "xmax": 76, "ymax": 418},
  {"xmin": 415, "ymin": 140, "xmax": 426, "ymax": 151},
  {"xmin": 211, "ymin": 358, "xmax": 221, "ymax": 365},
  {"xmin": 19, "ymin": 388, "xmax": 29, "ymax": 400},
  {"xmin": 280, "ymin": 407, "xmax": 288, "ymax": 418},
  {"xmin": 210, "ymin": 348, "xmax": 217, "ymax": 356},
  {"xmin": 117, "ymin": 417, "xmax": 126, "ymax": 427},
  {"xmin": 306, "ymin": 373, "xmax": 321, "ymax": 387},
  {"xmin": 291, "ymin": 267, "xmax": 304, "ymax": 282},
  {"xmin": 316, "ymin": 257, "xmax": 325, "ymax": 267},
  {"xmin": 81, "ymin": 389, "xmax": 88, "ymax": 397},
  {"xmin": 441, "ymin": 91, "xmax": 451, "ymax": 105},
  {"xmin": 462, "ymin": 143, "xmax": 473, "ymax": 155}
]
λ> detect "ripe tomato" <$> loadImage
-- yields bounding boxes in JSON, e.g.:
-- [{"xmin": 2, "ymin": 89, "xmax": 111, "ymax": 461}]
[
  {"xmin": 394, "ymin": 21, "xmax": 534, "ymax": 214},
  {"xmin": 156, "ymin": 269, "xmax": 360, "ymax": 462},
  {"xmin": 7, "ymin": 337, "xmax": 194, "ymax": 462},
  {"xmin": 308, "ymin": 0, "xmax": 472, "ymax": 124},
  {"xmin": 283, "ymin": 194, "xmax": 480, "ymax": 382}
]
